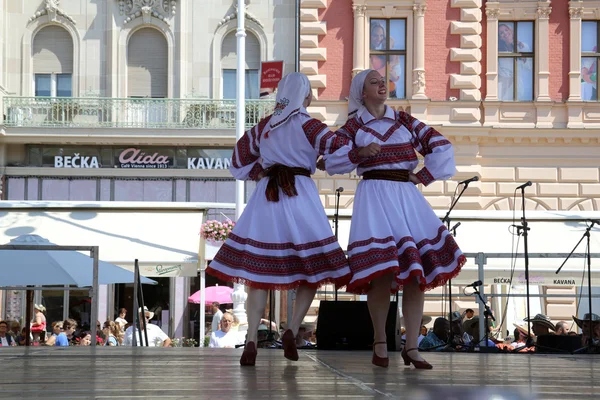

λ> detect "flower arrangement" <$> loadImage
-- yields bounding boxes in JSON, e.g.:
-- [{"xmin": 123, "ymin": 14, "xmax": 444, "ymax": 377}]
[
  {"xmin": 200, "ymin": 219, "xmax": 236, "ymax": 242},
  {"xmin": 170, "ymin": 337, "xmax": 198, "ymax": 347}
]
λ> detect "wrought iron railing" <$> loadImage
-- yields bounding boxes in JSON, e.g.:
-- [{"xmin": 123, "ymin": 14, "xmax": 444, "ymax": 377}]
[{"xmin": 2, "ymin": 97, "xmax": 275, "ymax": 129}]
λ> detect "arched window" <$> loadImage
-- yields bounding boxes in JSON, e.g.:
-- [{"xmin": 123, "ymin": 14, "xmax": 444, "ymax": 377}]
[
  {"xmin": 127, "ymin": 28, "xmax": 168, "ymax": 98},
  {"xmin": 221, "ymin": 31, "xmax": 260, "ymax": 99},
  {"xmin": 32, "ymin": 25, "xmax": 74, "ymax": 97}
]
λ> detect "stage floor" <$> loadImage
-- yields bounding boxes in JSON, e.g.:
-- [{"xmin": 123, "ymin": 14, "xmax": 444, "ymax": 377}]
[{"xmin": 0, "ymin": 347, "xmax": 598, "ymax": 399}]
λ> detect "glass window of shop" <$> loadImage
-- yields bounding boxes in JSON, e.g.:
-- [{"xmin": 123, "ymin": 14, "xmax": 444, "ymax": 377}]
[
  {"xmin": 188, "ymin": 271, "xmax": 234, "ymax": 345},
  {"xmin": 114, "ymin": 278, "xmax": 170, "ymax": 331}
]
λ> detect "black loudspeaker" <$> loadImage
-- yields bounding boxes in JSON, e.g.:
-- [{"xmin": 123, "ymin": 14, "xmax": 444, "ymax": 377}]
[
  {"xmin": 536, "ymin": 334, "xmax": 583, "ymax": 353},
  {"xmin": 316, "ymin": 301, "xmax": 398, "ymax": 351}
]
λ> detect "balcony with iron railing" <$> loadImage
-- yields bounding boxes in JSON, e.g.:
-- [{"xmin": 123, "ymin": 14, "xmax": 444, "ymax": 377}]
[{"xmin": 2, "ymin": 97, "xmax": 275, "ymax": 129}]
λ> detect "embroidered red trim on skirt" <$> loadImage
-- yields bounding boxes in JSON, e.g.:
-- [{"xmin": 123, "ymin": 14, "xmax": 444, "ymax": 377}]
[{"xmin": 346, "ymin": 228, "xmax": 465, "ymax": 294}]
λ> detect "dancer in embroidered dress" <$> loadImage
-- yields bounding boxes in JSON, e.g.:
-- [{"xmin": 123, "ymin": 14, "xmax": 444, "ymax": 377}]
[
  {"xmin": 206, "ymin": 72, "xmax": 351, "ymax": 366},
  {"xmin": 323, "ymin": 69, "xmax": 465, "ymax": 369}
]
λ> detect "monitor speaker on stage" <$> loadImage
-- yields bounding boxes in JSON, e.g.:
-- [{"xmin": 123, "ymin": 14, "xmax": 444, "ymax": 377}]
[{"xmin": 316, "ymin": 301, "xmax": 398, "ymax": 351}]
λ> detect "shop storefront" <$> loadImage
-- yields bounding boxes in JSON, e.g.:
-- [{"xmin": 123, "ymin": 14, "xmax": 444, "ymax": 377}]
[{"xmin": 0, "ymin": 143, "xmax": 253, "ymax": 340}]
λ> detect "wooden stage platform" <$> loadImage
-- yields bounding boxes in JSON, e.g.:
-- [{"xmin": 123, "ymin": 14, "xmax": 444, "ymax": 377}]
[{"xmin": 0, "ymin": 347, "xmax": 598, "ymax": 399}]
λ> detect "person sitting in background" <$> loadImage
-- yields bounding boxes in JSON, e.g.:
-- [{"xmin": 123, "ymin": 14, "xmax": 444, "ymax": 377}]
[
  {"xmin": 103, "ymin": 321, "xmax": 120, "ymax": 346},
  {"xmin": 0, "ymin": 321, "xmax": 17, "ymax": 347},
  {"xmin": 115, "ymin": 308, "xmax": 128, "ymax": 331},
  {"xmin": 464, "ymin": 309, "xmax": 475, "ymax": 320},
  {"xmin": 211, "ymin": 302, "xmax": 223, "ymax": 333},
  {"xmin": 16, "ymin": 327, "xmax": 29, "ymax": 346},
  {"xmin": 257, "ymin": 324, "xmax": 270, "ymax": 349},
  {"xmin": 524, "ymin": 314, "xmax": 556, "ymax": 337},
  {"xmin": 555, "ymin": 321, "xmax": 569, "ymax": 336},
  {"xmin": 464, "ymin": 317, "xmax": 497, "ymax": 349},
  {"xmin": 209, "ymin": 312, "xmax": 238, "ymax": 348},
  {"xmin": 510, "ymin": 328, "xmax": 526, "ymax": 348},
  {"xmin": 30, "ymin": 304, "xmax": 47, "ymax": 344},
  {"xmin": 419, "ymin": 318, "xmax": 450, "ymax": 351},
  {"xmin": 124, "ymin": 307, "xmax": 171, "ymax": 347},
  {"xmin": 56, "ymin": 319, "xmax": 77, "ymax": 347},
  {"xmin": 9, "ymin": 322, "xmax": 21, "ymax": 340},
  {"xmin": 44, "ymin": 321, "xmax": 64, "ymax": 346},
  {"xmin": 78, "ymin": 331, "xmax": 92, "ymax": 346},
  {"xmin": 573, "ymin": 313, "xmax": 600, "ymax": 351},
  {"xmin": 448, "ymin": 311, "xmax": 472, "ymax": 348}
]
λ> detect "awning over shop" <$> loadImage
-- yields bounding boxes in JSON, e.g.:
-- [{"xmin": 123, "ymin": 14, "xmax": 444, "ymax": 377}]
[{"xmin": 0, "ymin": 201, "xmax": 232, "ymax": 277}]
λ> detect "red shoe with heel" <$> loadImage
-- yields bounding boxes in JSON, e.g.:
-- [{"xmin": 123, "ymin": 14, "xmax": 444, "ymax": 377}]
[
  {"xmin": 282, "ymin": 329, "xmax": 299, "ymax": 361},
  {"xmin": 371, "ymin": 341, "xmax": 389, "ymax": 368},
  {"xmin": 401, "ymin": 347, "xmax": 432, "ymax": 369},
  {"xmin": 240, "ymin": 341, "xmax": 257, "ymax": 366}
]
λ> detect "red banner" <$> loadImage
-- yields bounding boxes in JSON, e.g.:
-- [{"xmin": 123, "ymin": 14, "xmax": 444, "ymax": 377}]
[{"xmin": 260, "ymin": 61, "xmax": 284, "ymax": 90}]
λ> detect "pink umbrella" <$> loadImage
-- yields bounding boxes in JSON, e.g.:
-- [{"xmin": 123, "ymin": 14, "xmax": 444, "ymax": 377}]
[{"xmin": 188, "ymin": 285, "xmax": 234, "ymax": 305}]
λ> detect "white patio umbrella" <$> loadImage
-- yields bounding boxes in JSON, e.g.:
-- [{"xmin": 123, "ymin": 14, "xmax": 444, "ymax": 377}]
[{"xmin": 0, "ymin": 234, "xmax": 156, "ymax": 286}]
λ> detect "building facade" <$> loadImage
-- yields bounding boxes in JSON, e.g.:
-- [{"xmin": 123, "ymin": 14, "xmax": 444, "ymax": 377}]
[
  {"xmin": 301, "ymin": 0, "xmax": 600, "ymax": 333},
  {"xmin": 0, "ymin": 0, "xmax": 295, "ymax": 338}
]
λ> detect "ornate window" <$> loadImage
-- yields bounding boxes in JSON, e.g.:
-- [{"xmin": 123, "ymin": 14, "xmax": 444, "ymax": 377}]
[
  {"xmin": 581, "ymin": 21, "xmax": 599, "ymax": 101},
  {"xmin": 369, "ymin": 19, "xmax": 407, "ymax": 99},
  {"xmin": 497, "ymin": 21, "xmax": 534, "ymax": 101},
  {"xmin": 352, "ymin": 1, "xmax": 424, "ymax": 100},
  {"xmin": 221, "ymin": 31, "xmax": 261, "ymax": 99},
  {"xmin": 32, "ymin": 25, "xmax": 73, "ymax": 97}
]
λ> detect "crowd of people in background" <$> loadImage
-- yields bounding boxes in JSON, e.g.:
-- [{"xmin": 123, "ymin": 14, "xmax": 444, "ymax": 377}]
[
  {"xmin": 0, "ymin": 305, "xmax": 172, "ymax": 347},
  {"xmin": 416, "ymin": 309, "xmax": 600, "ymax": 354}
]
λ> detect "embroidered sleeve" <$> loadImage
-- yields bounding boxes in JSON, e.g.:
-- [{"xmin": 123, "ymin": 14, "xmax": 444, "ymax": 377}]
[
  {"xmin": 230, "ymin": 115, "xmax": 270, "ymax": 181},
  {"xmin": 323, "ymin": 118, "xmax": 368, "ymax": 175},
  {"xmin": 397, "ymin": 111, "xmax": 456, "ymax": 186},
  {"xmin": 303, "ymin": 118, "xmax": 349, "ymax": 156}
]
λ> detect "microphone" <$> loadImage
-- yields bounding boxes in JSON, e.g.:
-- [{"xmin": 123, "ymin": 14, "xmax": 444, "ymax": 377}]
[
  {"xmin": 516, "ymin": 181, "xmax": 532, "ymax": 190},
  {"xmin": 459, "ymin": 176, "xmax": 478, "ymax": 185},
  {"xmin": 588, "ymin": 219, "xmax": 600, "ymax": 226},
  {"xmin": 336, "ymin": 187, "xmax": 344, "ymax": 193},
  {"xmin": 467, "ymin": 280, "xmax": 482, "ymax": 288}
]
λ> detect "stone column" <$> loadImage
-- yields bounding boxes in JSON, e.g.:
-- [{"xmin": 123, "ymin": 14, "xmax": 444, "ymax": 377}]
[
  {"xmin": 352, "ymin": 4, "xmax": 367, "ymax": 77},
  {"xmin": 536, "ymin": 5, "xmax": 552, "ymax": 101},
  {"xmin": 484, "ymin": 7, "xmax": 499, "ymax": 101},
  {"xmin": 231, "ymin": 283, "xmax": 248, "ymax": 344},
  {"xmin": 412, "ymin": 4, "xmax": 427, "ymax": 99},
  {"xmin": 568, "ymin": 5, "xmax": 583, "ymax": 101}
]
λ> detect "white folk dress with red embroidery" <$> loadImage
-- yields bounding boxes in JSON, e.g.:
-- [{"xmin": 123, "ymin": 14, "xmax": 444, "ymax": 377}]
[
  {"xmin": 325, "ymin": 106, "xmax": 466, "ymax": 293},
  {"xmin": 206, "ymin": 108, "xmax": 351, "ymax": 290}
]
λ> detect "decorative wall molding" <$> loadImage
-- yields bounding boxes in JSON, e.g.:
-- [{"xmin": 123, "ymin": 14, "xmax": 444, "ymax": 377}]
[
  {"xmin": 217, "ymin": 0, "xmax": 264, "ymax": 28},
  {"xmin": 449, "ymin": 0, "xmax": 482, "ymax": 123},
  {"xmin": 29, "ymin": 0, "xmax": 75, "ymax": 24},
  {"xmin": 118, "ymin": 0, "xmax": 177, "ymax": 25},
  {"xmin": 301, "ymin": 0, "xmax": 329, "ymax": 98}
]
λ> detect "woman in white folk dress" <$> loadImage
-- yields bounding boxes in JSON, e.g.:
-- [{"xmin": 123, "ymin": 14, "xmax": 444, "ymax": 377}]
[
  {"xmin": 206, "ymin": 72, "xmax": 351, "ymax": 366},
  {"xmin": 323, "ymin": 69, "xmax": 465, "ymax": 369}
]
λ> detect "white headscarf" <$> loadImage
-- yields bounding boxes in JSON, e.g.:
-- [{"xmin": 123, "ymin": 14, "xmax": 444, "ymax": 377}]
[
  {"xmin": 348, "ymin": 69, "xmax": 375, "ymax": 117},
  {"xmin": 269, "ymin": 72, "xmax": 311, "ymax": 133}
]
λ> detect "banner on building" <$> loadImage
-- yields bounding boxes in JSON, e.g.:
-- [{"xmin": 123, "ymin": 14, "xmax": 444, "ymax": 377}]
[{"xmin": 260, "ymin": 60, "xmax": 284, "ymax": 94}]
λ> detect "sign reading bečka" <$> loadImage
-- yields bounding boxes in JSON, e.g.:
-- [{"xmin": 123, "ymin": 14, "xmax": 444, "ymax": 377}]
[{"xmin": 260, "ymin": 61, "xmax": 284, "ymax": 90}]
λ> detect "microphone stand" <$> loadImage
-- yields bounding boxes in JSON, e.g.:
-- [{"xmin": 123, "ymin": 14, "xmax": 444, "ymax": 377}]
[
  {"xmin": 472, "ymin": 286, "xmax": 495, "ymax": 350},
  {"xmin": 514, "ymin": 185, "xmax": 533, "ymax": 347},
  {"xmin": 556, "ymin": 220, "xmax": 598, "ymax": 354},
  {"xmin": 334, "ymin": 188, "xmax": 342, "ymax": 302},
  {"xmin": 441, "ymin": 179, "xmax": 471, "ymax": 349}
]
